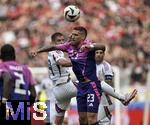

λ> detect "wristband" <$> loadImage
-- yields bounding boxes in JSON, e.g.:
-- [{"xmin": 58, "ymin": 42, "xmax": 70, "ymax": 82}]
[{"xmin": 90, "ymin": 44, "xmax": 94, "ymax": 49}]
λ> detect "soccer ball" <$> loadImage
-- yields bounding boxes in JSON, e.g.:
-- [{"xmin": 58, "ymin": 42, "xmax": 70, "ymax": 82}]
[{"xmin": 64, "ymin": 5, "xmax": 80, "ymax": 22}]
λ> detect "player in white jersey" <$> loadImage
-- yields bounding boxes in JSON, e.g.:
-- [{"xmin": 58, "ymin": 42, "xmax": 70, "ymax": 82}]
[
  {"xmin": 95, "ymin": 49, "xmax": 137, "ymax": 124},
  {"xmin": 47, "ymin": 32, "xmax": 77, "ymax": 125},
  {"xmin": 96, "ymin": 49, "xmax": 114, "ymax": 124}
]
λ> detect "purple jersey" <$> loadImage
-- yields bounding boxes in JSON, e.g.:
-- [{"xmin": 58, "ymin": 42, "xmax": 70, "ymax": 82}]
[
  {"xmin": 56, "ymin": 39, "xmax": 98, "ymax": 82},
  {"xmin": 0, "ymin": 61, "xmax": 35, "ymax": 100}
]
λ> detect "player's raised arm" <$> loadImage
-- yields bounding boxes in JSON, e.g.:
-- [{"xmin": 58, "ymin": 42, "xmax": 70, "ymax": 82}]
[
  {"xmin": 30, "ymin": 41, "xmax": 70, "ymax": 57},
  {"xmin": 30, "ymin": 45, "xmax": 58, "ymax": 57}
]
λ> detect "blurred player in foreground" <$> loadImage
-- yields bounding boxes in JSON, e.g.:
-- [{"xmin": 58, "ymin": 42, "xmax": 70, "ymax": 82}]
[
  {"xmin": 31, "ymin": 27, "xmax": 137, "ymax": 125},
  {"xmin": 0, "ymin": 44, "xmax": 36, "ymax": 125}
]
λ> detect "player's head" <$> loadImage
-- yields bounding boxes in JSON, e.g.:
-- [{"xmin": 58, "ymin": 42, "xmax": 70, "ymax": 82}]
[
  {"xmin": 95, "ymin": 48, "xmax": 106, "ymax": 64},
  {"xmin": 51, "ymin": 32, "xmax": 65, "ymax": 45},
  {"xmin": 0, "ymin": 44, "xmax": 16, "ymax": 61},
  {"xmin": 70, "ymin": 26, "xmax": 87, "ymax": 46}
]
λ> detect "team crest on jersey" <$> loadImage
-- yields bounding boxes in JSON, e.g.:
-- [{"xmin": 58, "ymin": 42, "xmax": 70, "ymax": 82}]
[{"xmin": 69, "ymin": 50, "xmax": 78, "ymax": 59}]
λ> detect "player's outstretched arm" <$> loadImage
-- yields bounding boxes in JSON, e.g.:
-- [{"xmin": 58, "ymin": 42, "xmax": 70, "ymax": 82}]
[{"xmin": 30, "ymin": 45, "xmax": 58, "ymax": 57}]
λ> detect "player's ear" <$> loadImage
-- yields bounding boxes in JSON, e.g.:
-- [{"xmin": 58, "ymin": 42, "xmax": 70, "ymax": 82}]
[{"xmin": 80, "ymin": 35, "xmax": 85, "ymax": 41}]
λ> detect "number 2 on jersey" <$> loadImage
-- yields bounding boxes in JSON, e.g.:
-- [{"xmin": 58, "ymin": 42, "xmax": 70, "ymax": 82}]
[{"xmin": 14, "ymin": 72, "xmax": 26, "ymax": 95}]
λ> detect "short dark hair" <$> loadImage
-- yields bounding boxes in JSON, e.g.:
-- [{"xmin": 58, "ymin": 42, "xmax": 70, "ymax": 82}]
[
  {"xmin": 51, "ymin": 32, "xmax": 64, "ymax": 42},
  {"xmin": 0, "ymin": 44, "xmax": 16, "ymax": 61},
  {"xmin": 100, "ymin": 47, "xmax": 106, "ymax": 52},
  {"xmin": 73, "ymin": 26, "xmax": 87, "ymax": 38}
]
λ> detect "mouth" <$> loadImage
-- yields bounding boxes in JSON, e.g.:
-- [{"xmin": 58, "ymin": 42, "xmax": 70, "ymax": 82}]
[{"xmin": 70, "ymin": 39, "xmax": 75, "ymax": 42}]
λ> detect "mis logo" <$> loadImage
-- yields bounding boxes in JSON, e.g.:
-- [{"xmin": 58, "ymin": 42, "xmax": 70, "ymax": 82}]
[{"xmin": 5, "ymin": 101, "xmax": 49, "ymax": 121}]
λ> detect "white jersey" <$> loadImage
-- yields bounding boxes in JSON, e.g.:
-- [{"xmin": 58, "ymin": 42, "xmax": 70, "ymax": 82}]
[
  {"xmin": 48, "ymin": 50, "xmax": 77, "ymax": 118},
  {"xmin": 97, "ymin": 60, "xmax": 113, "ymax": 106},
  {"xmin": 97, "ymin": 60, "xmax": 114, "ymax": 123},
  {"xmin": 48, "ymin": 50, "xmax": 70, "ymax": 86},
  {"xmin": 96, "ymin": 60, "xmax": 113, "ymax": 82}
]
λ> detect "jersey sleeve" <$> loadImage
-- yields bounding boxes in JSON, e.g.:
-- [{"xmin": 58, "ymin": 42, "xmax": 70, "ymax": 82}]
[
  {"xmin": 103, "ymin": 62, "xmax": 114, "ymax": 80},
  {"xmin": 56, "ymin": 42, "xmax": 70, "ymax": 52},
  {"xmin": 0, "ymin": 65, "xmax": 9, "ymax": 76}
]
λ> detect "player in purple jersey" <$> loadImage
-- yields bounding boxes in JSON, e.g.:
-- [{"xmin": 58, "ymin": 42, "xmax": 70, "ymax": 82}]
[
  {"xmin": 31, "ymin": 27, "xmax": 136, "ymax": 124},
  {"xmin": 0, "ymin": 44, "xmax": 36, "ymax": 124},
  {"xmin": 31, "ymin": 26, "xmax": 106, "ymax": 125}
]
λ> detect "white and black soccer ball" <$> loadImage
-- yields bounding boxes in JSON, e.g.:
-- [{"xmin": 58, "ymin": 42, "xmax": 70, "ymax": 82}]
[{"xmin": 64, "ymin": 5, "xmax": 80, "ymax": 22}]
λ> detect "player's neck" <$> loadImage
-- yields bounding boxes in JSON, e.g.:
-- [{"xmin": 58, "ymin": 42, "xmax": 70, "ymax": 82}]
[
  {"xmin": 76, "ymin": 41, "xmax": 84, "ymax": 49},
  {"xmin": 96, "ymin": 60, "xmax": 102, "ymax": 65},
  {"xmin": 73, "ymin": 43, "xmax": 81, "ymax": 49}
]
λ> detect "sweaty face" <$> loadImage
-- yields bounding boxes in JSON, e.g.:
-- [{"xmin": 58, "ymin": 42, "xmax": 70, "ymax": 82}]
[
  {"xmin": 95, "ymin": 50, "xmax": 105, "ymax": 63},
  {"xmin": 70, "ymin": 30, "xmax": 84, "ymax": 46},
  {"xmin": 55, "ymin": 36, "xmax": 65, "ymax": 45}
]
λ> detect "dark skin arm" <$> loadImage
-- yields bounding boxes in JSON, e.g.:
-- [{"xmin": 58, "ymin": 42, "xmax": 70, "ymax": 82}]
[
  {"xmin": 30, "ymin": 85, "xmax": 36, "ymax": 98},
  {"xmin": 28, "ymin": 68, "xmax": 36, "ymax": 105},
  {"xmin": 2, "ymin": 72, "xmax": 12, "ymax": 102},
  {"xmin": 29, "ymin": 85, "xmax": 36, "ymax": 105}
]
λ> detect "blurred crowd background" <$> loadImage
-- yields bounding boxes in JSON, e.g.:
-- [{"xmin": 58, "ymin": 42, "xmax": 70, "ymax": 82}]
[
  {"xmin": 0, "ymin": 0, "xmax": 149, "ymax": 124},
  {"xmin": 0, "ymin": 0, "xmax": 149, "ymax": 100}
]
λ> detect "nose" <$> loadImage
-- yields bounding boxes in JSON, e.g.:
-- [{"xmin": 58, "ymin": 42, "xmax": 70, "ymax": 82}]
[
  {"xmin": 69, "ymin": 35, "xmax": 74, "ymax": 41},
  {"xmin": 70, "ymin": 35, "xmax": 74, "ymax": 39},
  {"xmin": 60, "ymin": 41, "xmax": 64, "ymax": 44}
]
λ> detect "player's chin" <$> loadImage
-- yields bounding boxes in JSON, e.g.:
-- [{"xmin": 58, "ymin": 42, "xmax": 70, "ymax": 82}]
[{"xmin": 70, "ymin": 41, "xmax": 76, "ymax": 45}]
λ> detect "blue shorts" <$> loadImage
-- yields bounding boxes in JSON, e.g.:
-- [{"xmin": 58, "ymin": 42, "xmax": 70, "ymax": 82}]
[{"xmin": 77, "ymin": 80, "xmax": 102, "ymax": 113}]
